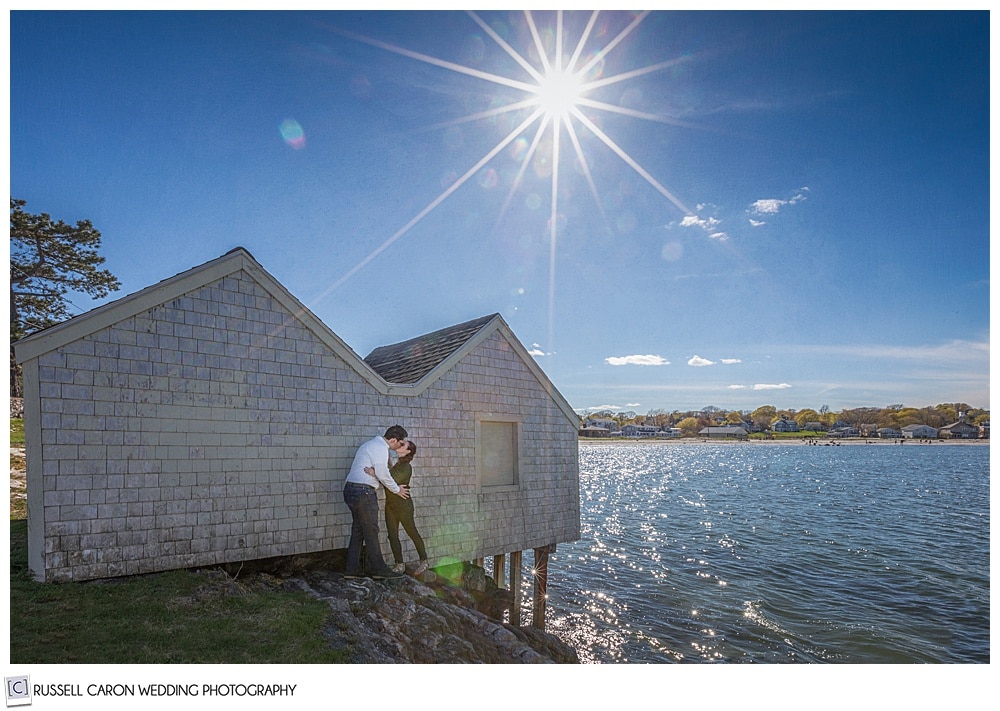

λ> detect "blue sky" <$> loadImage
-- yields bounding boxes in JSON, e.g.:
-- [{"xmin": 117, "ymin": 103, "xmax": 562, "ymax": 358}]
[{"xmin": 8, "ymin": 9, "xmax": 990, "ymax": 415}]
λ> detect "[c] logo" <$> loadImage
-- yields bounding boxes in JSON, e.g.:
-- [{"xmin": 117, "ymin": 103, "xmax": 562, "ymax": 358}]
[{"xmin": 5, "ymin": 677, "xmax": 31, "ymax": 707}]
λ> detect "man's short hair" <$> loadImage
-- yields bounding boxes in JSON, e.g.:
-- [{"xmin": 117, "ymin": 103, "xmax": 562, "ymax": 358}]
[{"xmin": 384, "ymin": 425, "xmax": 408, "ymax": 441}]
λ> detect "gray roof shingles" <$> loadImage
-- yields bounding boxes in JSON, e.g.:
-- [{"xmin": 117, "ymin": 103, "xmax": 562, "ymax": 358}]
[{"xmin": 363, "ymin": 314, "xmax": 498, "ymax": 385}]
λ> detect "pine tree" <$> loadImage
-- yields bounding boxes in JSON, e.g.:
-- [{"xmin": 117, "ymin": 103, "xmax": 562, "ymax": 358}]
[{"xmin": 10, "ymin": 197, "xmax": 121, "ymax": 396}]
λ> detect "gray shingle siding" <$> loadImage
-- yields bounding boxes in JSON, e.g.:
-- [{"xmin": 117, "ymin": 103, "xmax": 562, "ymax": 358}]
[{"xmin": 17, "ymin": 252, "xmax": 579, "ymax": 582}]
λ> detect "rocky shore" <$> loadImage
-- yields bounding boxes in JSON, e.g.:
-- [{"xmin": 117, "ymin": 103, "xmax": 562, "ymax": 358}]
[{"xmin": 208, "ymin": 557, "xmax": 579, "ymax": 664}]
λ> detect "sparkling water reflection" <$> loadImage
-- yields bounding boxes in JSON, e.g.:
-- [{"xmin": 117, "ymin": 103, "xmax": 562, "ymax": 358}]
[{"xmin": 514, "ymin": 443, "xmax": 989, "ymax": 663}]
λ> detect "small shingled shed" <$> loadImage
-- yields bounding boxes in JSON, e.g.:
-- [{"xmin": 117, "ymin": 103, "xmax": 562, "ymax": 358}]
[{"xmin": 14, "ymin": 248, "xmax": 581, "ymax": 611}]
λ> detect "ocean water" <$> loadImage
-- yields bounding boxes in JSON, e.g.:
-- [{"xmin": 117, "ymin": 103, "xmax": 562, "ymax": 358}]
[{"xmin": 515, "ymin": 442, "xmax": 989, "ymax": 663}]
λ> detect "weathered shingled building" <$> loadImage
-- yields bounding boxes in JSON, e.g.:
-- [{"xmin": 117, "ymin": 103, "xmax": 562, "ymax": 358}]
[{"xmin": 14, "ymin": 248, "xmax": 580, "ymax": 591}]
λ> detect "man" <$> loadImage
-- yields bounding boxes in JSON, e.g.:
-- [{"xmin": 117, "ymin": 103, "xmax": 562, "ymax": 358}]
[{"xmin": 343, "ymin": 425, "xmax": 411, "ymax": 579}]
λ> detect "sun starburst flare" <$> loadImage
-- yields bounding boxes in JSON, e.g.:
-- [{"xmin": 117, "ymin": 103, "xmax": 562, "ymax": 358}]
[{"xmin": 316, "ymin": 11, "xmax": 698, "ymax": 350}]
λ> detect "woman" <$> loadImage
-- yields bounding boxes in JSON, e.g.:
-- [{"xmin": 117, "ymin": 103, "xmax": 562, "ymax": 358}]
[{"xmin": 377, "ymin": 440, "xmax": 429, "ymax": 576}]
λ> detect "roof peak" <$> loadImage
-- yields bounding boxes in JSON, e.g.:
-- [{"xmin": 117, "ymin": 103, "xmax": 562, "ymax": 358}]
[{"xmin": 363, "ymin": 314, "xmax": 500, "ymax": 385}]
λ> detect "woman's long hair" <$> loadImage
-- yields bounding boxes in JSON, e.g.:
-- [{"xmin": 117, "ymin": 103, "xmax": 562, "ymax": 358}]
[{"xmin": 397, "ymin": 440, "xmax": 417, "ymax": 465}]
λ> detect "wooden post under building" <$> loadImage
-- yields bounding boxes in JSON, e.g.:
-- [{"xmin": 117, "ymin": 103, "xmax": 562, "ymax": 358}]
[
  {"xmin": 509, "ymin": 550, "xmax": 522, "ymax": 626},
  {"xmin": 532, "ymin": 544, "xmax": 556, "ymax": 630},
  {"xmin": 492, "ymin": 553, "xmax": 505, "ymax": 588}
]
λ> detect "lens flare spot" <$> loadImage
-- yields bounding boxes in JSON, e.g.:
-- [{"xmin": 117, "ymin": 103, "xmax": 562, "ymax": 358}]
[
  {"xmin": 478, "ymin": 168, "xmax": 499, "ymax": 190},
  {"xmin": 441, "ymin": 170, "xmax": 458, "ymax": 189},
  {"xmin": 525, "ymin": 193, "xmax": 543, "ymax": 210},
  {"xmin": 616, "ymin": 211, "xmax": 636, "ymax": 235},
  {"xmin": 462, "ymin": 34, "xmax": 485, "ymax": 65},
  {"xmin": 661, "ymin": 241, "xmax": 683, "ymax": 262},
  {"xmin": 510, "ymin": 137, "xmax": 529, "ymax": 162},
  {"xmin": 533, "ymin": 152, "xmax": 553, "ymax": 178},
  {"xmin": 279, "ymin": 119, "xmax": 305, "ymax": 149}
]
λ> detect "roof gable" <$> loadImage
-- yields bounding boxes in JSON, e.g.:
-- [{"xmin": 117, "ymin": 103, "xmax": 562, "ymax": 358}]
[
  {"xmin": 364, "ymin": 314, "xmax": 497, "ymax": 385},
  {"xmin": 365, "ymin": 313, "xmax": 578, "ymax": 425},
  {"xmin": 13, "ymin": 248, "xmax": 386, "ymax": 391}
]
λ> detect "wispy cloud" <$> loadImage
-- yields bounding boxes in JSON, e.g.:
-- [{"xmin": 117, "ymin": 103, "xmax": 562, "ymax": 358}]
[
  {"xmin": 606, "ymin": 354, "xmax": 670, "ymax": 366},
  {"xmin": 528, "ymin": 342, "xmax": 552, "ymax": 357},
  {"xmin": 728, "ymin": 384, "xmax": 747, "ymax": 390},
  {"xmin": 749, "ymin": 218, "xmax": 766, "ymax": 227},
  {"xmin": 786, "ymin": 339, "xmax": 989, "ymax": 364},
  {"xmin": 677, "ymin": 207, "xmax": 728, "ymax": 241},
  {"xmin": 720, "ymin": 358, "xmax": 742, "ymax": 365},
  {"xmin": 749, "ymin": 189, "xmax": 808, "ymax": 217},
  {"xmin": 688, "ymin": 355, "xmax": 715, "ymax": 367},
  {"xmin": 753, "ymin": 383, "xmax": 792, "ymax": 390}
]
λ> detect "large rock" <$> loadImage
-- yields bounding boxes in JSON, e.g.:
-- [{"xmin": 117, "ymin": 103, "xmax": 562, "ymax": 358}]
[{"xmin": 286, "ymin": 565, "xmax": 578, "ymax": 664}]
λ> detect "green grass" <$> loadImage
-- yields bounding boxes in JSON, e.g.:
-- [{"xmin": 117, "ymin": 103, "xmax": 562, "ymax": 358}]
[
  {"xmin": 10, "ymin": 417, "xmax": 25, "ymax": 446},
  {"xmin": 8, "ymin": 520, "xmax": 350, "ymax": 664},
  {"xmin": 748, "ymin": 430, "xmax": 824, "ymax": 440}
]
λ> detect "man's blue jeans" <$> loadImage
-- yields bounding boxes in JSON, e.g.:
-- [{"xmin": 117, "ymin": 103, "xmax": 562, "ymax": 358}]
[{"xmin": 343, "ymin": 482, "xmax": 387, "ymax": 575}]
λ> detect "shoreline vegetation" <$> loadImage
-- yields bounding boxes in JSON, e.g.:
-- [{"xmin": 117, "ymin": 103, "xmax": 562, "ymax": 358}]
[{"xmin": 578, "ymin": 436, "xmax": 988, "ymax": 446}]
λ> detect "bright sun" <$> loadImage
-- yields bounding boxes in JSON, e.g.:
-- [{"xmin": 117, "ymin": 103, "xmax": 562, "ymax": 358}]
[
  {"xmin": 323, "ymin": 10, "xmax": 695, "ymax": 330},
  {"xmin": 535, "ymin": 68, "xmax": 585, "ymax": 119}
]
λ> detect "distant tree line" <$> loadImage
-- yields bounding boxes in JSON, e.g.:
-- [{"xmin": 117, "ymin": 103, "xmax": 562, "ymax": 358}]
[{"xmin": 583, "ymin": 403, "xmax": 988, "ymax": 436}]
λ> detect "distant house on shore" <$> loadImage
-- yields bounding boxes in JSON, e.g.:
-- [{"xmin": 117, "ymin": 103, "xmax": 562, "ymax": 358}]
[
  {"xmin": 620, "ymin": 424, "xmax": 660, "ymax": 437},
  {"xmin": 939, "ymin": 420, "xmax": 980, "ymax": 439},
  {"xmin": 877, "ymin": 427, "xmax": 903, "ymax": 439},
  {"xmin": 583, "ymin": 418, "xmax": 617, "ymax": 432},
  {"xmin": 14, "ymin": 248, "xmax": 580, "ymax": 584},
  {"xmin": 771, "ymin": 417, "xmax": 799, "ymax": 433},
  {"xmin": 858, "ymin": 423, "xmax": 880, "ymax": 437},
  {"xmin": 700, "ymin": 426, "xmax": 748, "ymax": 440},
  {"xmin": 578, "ymin": 425, "xmax": 610, "ymax": 438},
  {"xmin": 902, "ymin": 424, "xmax": 938, "ymax": 439}
]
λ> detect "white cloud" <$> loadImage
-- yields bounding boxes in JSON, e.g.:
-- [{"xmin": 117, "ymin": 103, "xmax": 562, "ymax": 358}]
[
  {"xmin": 727, "ymin": 384, "xmax": 747, "ymax": 390},
  {"xmin": 753, "ymin": 383, "xmax": 792, "ymax": 390},
  {"xmin": 625, "ymin": 403, "xmax": 642, "ymax": 408},
  {"xmin": 751, "ymin": 192, "xmax": 808, "ymax": 216},
  {"xmin": 688, "ymin": 355, "xmax": 716, "ymax": 367},
  {"xmin": 678, "ymin": 211, "xmax": 724, "ymax": 240},
  {"xmin": 749, "ymin": 218, "xmax": 766, "ymax": 227},
  {"xmin": 605, "ymin": 354, "xmax": 670, "ymax": 366},
  {"xmin": 527, "ymin": 348, "xmax": 545, "ymax": 357},
  {"xmin": 681, "ymin": 215, "xmax": 720, "ymax": 229},
  {"xmin": 721, "ymin": 358, "xmax": 742, "ymax": 365},
  {"xmin": 751, "ymin": 198, "xmax": 786, "ymax": 214}
]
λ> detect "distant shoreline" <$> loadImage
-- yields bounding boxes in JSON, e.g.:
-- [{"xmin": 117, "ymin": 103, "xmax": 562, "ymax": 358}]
[{"xmin": 578, "ymin": 437, "xmax": 989, "ymax": 446}]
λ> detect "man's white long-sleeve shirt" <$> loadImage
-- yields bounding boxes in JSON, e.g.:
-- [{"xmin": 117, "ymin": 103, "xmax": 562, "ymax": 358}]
[{"xmin": 345, "ymin": 436, "xmax": 401, "ymax": 493}]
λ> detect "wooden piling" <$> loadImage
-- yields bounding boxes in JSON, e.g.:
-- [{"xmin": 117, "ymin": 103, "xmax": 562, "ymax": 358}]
[
  {"xmin": 509, "ymin": 550, "xmax": 522, "ymax": 626},
  {"xmin": 492, "ymin": 553, "xmax": 506, "ymax": 588},
  {"xmin": 532, "ymin": 544, "xmax": 555, "ymax": 630}
]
